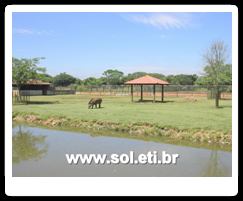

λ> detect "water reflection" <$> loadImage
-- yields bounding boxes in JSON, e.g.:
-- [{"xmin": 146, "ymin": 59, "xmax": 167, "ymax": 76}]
[
  {"xmin": 13, "ymin": 125, "xmax": 48, "ymax": 164},
  {"xmin": 12, "ymin": 125, "xmax": 231, "ymax": 177},
  {"xmin": 202, "ymin": 150, "xmax": 228, "ymax": 176}
]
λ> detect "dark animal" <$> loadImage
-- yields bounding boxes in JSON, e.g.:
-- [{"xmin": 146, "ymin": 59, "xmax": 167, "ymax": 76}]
[{"xmin": 88, "ymin": 98, "xmax": 102, "ymax": 109}]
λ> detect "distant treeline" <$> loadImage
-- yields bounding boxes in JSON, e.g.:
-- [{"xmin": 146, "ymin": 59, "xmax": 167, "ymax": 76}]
[{"xmin": 39, "ymin": 67, "xmax": 232, "ymax": 88}]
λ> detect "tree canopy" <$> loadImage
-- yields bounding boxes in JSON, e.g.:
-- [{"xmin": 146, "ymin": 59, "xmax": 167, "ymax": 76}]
[
  {"xmin": 200, "ymin": 41, "xmax": 230, "ymax": 107},
  {"xmin": 53, "ymin": 72, "xmax": 77, "ymax": 86},
  {"xmin": 196, "ymin": 64, "xmax": 232, "ymax": 86},
  {"xmin": 38, "ymin": 73, "xmax": 53, "ymax": 83},
  {"xmin": 202, "ymin": 41, "xmax": 230, "ymax": 85},
  {"xmin": 166, "ymin": 74, "xmax": 198, "ymax": 85},
  {"xmin": 12, "ymin": 57, "xmax": 46, "ymax": 89},
  {"xmin": 103, "ymin": 69, "xmax": 124, "ymax": 85},
  {"xmin": 12, "ymin": 57, "xmax": 231, "ymax": 89}
]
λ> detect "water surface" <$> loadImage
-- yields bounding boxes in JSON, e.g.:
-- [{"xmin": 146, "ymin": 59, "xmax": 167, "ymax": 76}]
[{"xmin": 12, "ymin": 125, "xmax": 232, "ymax": 177}]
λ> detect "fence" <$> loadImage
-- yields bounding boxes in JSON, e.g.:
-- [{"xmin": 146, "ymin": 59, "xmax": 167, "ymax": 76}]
[
  {"xmin": 54, "ymin": 90, "xmax": 76, "ymax": 95},
  {"xmin": 12, "ymin": 85, "xmax": 232, "ymax": 99},
  {"xmin": 53, "ymin": 86, "xmax": 76, "ymax": 95},
  {"xmin": 12, "ymin": 90, "xmax": 30, "ymax": 104},
  {"xmin": 75, "ymin": 85, "xmax": 232, "ymax": 99},
  {"xmin": 12, "ymin": 87, "xmax": 75, "ymax": 96}
]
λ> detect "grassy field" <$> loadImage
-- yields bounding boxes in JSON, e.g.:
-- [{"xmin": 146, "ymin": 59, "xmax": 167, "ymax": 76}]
[{"xmin": 13, "ymin": 94, "xmax": 232, "ymax": 132}]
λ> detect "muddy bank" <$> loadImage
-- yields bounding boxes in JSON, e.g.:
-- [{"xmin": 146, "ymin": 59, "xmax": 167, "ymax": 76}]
[{"xmin": 13, "ymin": 113, "xmax": 232, "ymax": 148}]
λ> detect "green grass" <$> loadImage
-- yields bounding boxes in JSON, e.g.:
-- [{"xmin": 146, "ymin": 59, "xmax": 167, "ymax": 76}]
[{"xmin": 13, "ymin": 94, "xmax": 232, "ymax": 132}]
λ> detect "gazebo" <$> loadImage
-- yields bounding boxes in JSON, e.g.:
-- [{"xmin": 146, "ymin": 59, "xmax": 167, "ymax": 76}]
[{"xmin": 125, "ymin": 75, "xmax": 169, "ymax": 102}]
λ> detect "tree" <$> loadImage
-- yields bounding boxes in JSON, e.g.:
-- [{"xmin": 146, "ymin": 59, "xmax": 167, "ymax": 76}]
[
  {"xmin": 83, "ymin": 77, "xmax": 100, "ymax": 86},
  {"xmin": 97, "ymin": 77, "xmax": 107, "ymax": 85},
  {"xmin": 195, "ymin": 76, "xmax": 211, "ymax": 85},
  {"xmin": 53, "ymin": 72, "xmax": 77, "ymax": 87},
  {"xmin": 165, "ymin": 74, "xmax": 198, "ymax": 85},
  {"xmin": 220, "ymin": 64, "xmax": 232, "ymax": 85},
  {"xmin": 149, "ymin": 73, "xmax": 166, "ymax": 81},
  {"xmin": 202, "ymin": 41, "xmax": 229, "ymax": 107},
  {"xmin": 75, "ymin": 78, "xmax": 83, "ymax": 85},
  {"xmin": 192, "ymin": 74, "xmax": 199, "ymax": 84},
  {"xmin": 176, "ymin": 74, "xmax": 198, "ymax": 85},
  {"xmin": 12, "ymin": 57, "xmax": 46, "ymax": 99},
  {"xmin": 13, "ymin": 125, "xmax": 47, "ymax": 164},
  {"xmin": 38, "ymin": 73, "xmax": 53, "ymax": 83},
  {"xmin": 166, "ymin": 75, "xmax": 179, "ymax": 84},
  {"xmin": 103, "ymin": 69, "xmax": 124, "ymax": 85},
  {"xmin": 123, "ymin": 72, "xmax": 147, "ymax": 82}
]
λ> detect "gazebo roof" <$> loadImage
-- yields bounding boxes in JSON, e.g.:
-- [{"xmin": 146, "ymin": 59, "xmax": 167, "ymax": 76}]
[{"xmin": 125, "ymin": 75, "xmax": 169, "ymax": 85}]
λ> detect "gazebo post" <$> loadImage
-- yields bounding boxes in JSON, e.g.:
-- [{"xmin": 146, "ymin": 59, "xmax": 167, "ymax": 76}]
[
  {"xmin": 153, "ymin": 84, "xmax": 156, "ymax": 103},
  {"xmin": 125, "ymin": 75, "xmax": 169, "ymax": 103},
  {"xmin": 161, "ymin": 84, "xmax": 164, "ymax": 102},
  {"xmin": 140, "ymin": 84, "xmax": 143, "ymax": 101},
  {"xmin": 131, "ymin": 85, "xmax": 133, "ymax": 102}
]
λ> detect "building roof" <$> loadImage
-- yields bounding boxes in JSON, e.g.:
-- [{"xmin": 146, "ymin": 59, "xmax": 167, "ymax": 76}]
[
  {"xmin": 12, "ymin": 79, "xmax": 51, "ymax": 85},
  {"xmin": 27, "ymin": 79, "xmax": 51, "ymax": 85},
  {"xmin": 125, "ymin": 75, "xmax": 169, "ymax": 85}
]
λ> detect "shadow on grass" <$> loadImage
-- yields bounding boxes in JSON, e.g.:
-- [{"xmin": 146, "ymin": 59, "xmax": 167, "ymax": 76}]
[
  {"xmin": 216, "ymin": 105, "xmax": 232, "ymax": 109},
  {"xmin": 88, "ymin": 106, "xmax": 104, "ymax": 109},
  {"xmin": 134, "ymin": 100, "xmax": 175, "ymax": 103},
  {"xmin": 26, "ymin": 101, "xmax": 60, "ymax": 105}
]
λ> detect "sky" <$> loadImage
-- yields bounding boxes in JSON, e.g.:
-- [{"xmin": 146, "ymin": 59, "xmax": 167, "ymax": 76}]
[{"xmin": 12, "ymin": 12, "xmax": 232, "ymax": 79}]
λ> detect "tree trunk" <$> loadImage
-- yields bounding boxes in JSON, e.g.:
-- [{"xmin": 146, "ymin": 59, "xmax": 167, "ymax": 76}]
[
  {"xmin": 140, "ymin": 85, "xmax": 143, "ymax": 101},
  {"xmin": 131, "ymin": 85, "xmax": 133, "ymax": 102},
  {"xmin": 215, "ymin": 86, "xmax": 219, "ymax": 108},
  {"xmin": 17, "ymin": 85, "xmax": 22, "ymax": 102}
]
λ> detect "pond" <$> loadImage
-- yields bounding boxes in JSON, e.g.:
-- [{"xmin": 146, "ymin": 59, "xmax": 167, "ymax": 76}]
[{"xmin": 12, "ymin": 125, "xmax": 232, "ymax": 177}]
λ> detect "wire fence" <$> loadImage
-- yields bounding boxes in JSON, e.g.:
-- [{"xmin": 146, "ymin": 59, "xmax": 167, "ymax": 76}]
[
  {"xmin": 12, "ymin": 85, "xmax": 232, "ymax": 102},
  {"xmin": 75, "ymin": 85, "xmax": 232, "ymax": 99}
]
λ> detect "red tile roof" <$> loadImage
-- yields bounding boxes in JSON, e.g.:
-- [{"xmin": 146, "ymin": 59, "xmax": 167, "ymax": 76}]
[{"xmin": 125, "ymin": 75, "xmax": 169, "ymax": 85}]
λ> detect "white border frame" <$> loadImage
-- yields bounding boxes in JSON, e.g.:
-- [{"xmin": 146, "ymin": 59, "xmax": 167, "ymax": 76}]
[{"xmin": 5, "ymin": 5, "xmax": 238, "ymax": 196}]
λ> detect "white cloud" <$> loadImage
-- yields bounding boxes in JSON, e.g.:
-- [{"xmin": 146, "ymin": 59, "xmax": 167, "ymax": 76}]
[
  {"xmin": 13, "ymin": 28, "xmax": 34, "ymax": 34},
  {"xmin": 124, "ymin": 13, "xmax": 191, "ymax": 30},
  {"xmin": 13, "ymin": 28, "xmax": 54, "ymax": 36}
]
